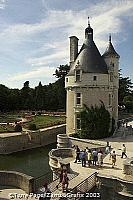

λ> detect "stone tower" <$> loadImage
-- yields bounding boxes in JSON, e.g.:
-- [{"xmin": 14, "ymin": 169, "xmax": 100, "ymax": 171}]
[{"xmin": 65, "ymin": 18, "xmax": 120, "ymax": 135}]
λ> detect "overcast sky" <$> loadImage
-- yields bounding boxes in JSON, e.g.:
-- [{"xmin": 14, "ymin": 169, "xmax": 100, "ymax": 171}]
[{"xmin": 0, "ymin": 0, "xmax": 133, "ymax": 88}]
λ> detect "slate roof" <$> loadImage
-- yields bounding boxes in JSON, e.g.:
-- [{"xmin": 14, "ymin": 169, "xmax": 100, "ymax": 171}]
[
  {"xmin": 102, "ymin": 40, "xmax": 120, "ymax": 58},
  {"xmin": 68, "ymin": 34, "xmax": 108, "ymax": 75}
]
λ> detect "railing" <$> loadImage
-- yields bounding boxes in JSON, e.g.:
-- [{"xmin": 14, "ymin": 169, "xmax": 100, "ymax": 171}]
[
  {"xmin": 34, "ymin": 171, "xmax": 53, "ymax": 192},
  {"xmin": 34, "ymin": 172, "xmax": 78, "ymax": 193},
  {"xmin": 70, "ymin": 172, "xmax": 98, "ymax": 200}
]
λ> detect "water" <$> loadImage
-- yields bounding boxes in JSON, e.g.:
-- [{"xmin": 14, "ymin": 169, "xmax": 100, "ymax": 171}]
[{"xmin": 0, "ymin": 143, "xmax": 56, "ymax": 178}]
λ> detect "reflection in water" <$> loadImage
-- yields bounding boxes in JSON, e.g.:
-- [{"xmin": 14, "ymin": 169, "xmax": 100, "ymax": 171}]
[{"xmin": 0, "ymin": 143, "xmax": 56, "ymax": 178}]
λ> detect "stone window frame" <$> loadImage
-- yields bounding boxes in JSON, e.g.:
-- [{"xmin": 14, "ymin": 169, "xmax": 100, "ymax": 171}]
[
  {"xmin": 76, "ymin": 92, "xmax": 82, "ymax": 106},
  {"xmin": 75, "ymin": 69, "xmax": 82, "ymax": 82}
]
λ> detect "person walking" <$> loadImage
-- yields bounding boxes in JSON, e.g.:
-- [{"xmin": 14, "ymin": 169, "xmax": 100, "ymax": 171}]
[
  {"xmin": 110, "ymin": 151, "xmax": 116, "ymax": 168},
  {"xmin": 121, "ymin": 144, "xmax": 127, "ymax": 158},
  {"xmin": 56, "ymin": 167, "xmax": 63, "ymax": 189},
  {"xmin": 97, "ymin": 150, "xmax": 103, "ymax": 167},
  {"xmin": 92, "ymin": 148, "xmax": 98, "ymax": 166},
  {"xmin": 74, "ymin": 145, "xmax": 80, "ymax": 163},
  {"xmin": 80, "ymin": 150, "xmax": 86, "ymax": 167},
  {"xmin": 61, "ymin": 169, "xmax": 69, "ymax": 192},
  {"xmin": 87, "ymin": 149, "xmax": 92, "ymax": 167}
]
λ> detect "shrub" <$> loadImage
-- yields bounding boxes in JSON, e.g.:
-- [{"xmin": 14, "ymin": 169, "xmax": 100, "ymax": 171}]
[
  {"xmin": 29, "ymin": 123, "xmax": 37, "ymax": 130},
  {"xmin": 15, "ymin": 124, "xmax": 22, "ymax": 132},
  {"xmin": 78, "ymin": 103, "xmax": 111, "ymax": 139}
]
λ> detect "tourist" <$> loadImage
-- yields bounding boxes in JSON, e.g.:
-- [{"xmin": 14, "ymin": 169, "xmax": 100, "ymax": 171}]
[
  {"xmin": 61, "ymin": 169, "xmax": 69, "ymax": 192},
  {"xmin": 39, "ymin": 182, "xmax": 51, "ymax": 200},
  {"xmin": 105, "ymin": 141, "xmax": 110, "ymax": 154},
  {"xmin": 87, "ymin": 149, "xmax": 92, "ymax": 167},
  {"xmin": 110, "ymin": 151, "xmax": 116, "ymax": 168},
  {"xmin": 92, "ymin": 148, "xmax": 98, "ymax": 166},
  {"xmin": 85, "ymin": 147, "xmax": 89, "ymax": 164},
  {"xmin": 56, "ymin": 167, "xmax": 63, "ymax": 189},
  {"xmin": 80, "ymin": 150, "xmax": 87, "ymax": 167},
  {"xmin": 121, "ymin": 144, "xmax": 127, "ymax": 158},
  {"xmin": 97, "ymin": 150, "xmax": 103, "ymax": 167},
  {"xmin": 74, "ymin": 145, "xmax": 80, "ymax": 163}
]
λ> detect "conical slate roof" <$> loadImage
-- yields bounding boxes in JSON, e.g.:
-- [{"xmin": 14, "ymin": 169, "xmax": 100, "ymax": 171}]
[
  {"xmin": 102, "ymin": 36, "xmax": 120, "ymax": 58},
  {"xmin": 68, "ymin": 22, "xmax": 108, "ymax": 76},
  {"xmin": 68, "ymin": 36, "xmax": 108, "ymax": 75}
]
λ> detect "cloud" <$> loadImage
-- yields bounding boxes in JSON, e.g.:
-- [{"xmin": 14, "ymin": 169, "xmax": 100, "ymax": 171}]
[
  {"xmin": 0, "ymin": 0, "xmax": 6, "ymax": 9},
  {"xmin": 8, "ymin": 66, "xmax": 55, "ymax": 81},
  {"xmin": 0, "ymin": 0, "xmax": 133, "ymax": 85}
]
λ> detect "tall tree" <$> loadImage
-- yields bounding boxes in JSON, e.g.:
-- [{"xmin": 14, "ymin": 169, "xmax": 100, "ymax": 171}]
[{"xmin": 119, "ymin": 73, "xmax": 133, "ymax": 105}]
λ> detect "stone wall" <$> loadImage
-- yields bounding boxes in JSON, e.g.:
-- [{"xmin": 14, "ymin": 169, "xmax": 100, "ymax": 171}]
[
  {"xmin": 0, "ymin": 171, "xmax": 34, "ymax": 193},
  {"xmin": 97, "ymin": 174, "xmax": 133, "ymax": 200},
  {"xmin": 69, "ymin": 136, "xmax": 105, "ymax": 151},
  {"xmin": 123, "ymin": 158, "xmax": 133, "ymax": 176},
  {"xmin": 0, "ymin": 124, "xmax": 66, "ymax": 154}
]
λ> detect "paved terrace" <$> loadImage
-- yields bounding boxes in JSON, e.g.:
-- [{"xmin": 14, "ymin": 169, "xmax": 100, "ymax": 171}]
[
  {"xmin": 0, "ymin": 135, "xmax": 133, "ymax": 199},
  {"xmin": 52, "ymin": 135, "xmax": 133, "ymax": 198}
]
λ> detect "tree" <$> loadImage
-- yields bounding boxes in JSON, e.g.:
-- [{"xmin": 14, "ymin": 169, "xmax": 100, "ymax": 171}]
[
  {"xmin": 78, "ymin": 103, "xmax": 111, "ymax": 139},
  {"xmin": 119, "ymin": 72, "xmax": 133, "ymax": 105},
  {"xmin": 53, "ymin": 64, "xmax": 70, "ymax": 79}
]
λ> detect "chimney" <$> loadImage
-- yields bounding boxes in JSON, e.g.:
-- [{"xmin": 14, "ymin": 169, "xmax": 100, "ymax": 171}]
[{"xmin": 69, "ymin": 36, "xmax": 79, "ymax": 68}]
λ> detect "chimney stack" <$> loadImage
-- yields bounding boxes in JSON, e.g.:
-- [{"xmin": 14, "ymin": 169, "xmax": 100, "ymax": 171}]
[{"xmin": 69, "ymin": 36, "xmax": 78, "ymax": 68}]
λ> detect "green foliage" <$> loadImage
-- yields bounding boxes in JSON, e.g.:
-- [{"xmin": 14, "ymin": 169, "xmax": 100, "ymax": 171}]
[
  {"xmin": 15, "ymin": 124, "xmax": 22, "ymax": 132},
  {"xmin": 28, "ymin": 123, "xmax": 37, "ymax": 131},
  {"xmin": 119, "ymin": 71, "xmax": 133, "ymax": 105},
  {"xmin": 78, "ymin": 103, "xmax": 111, "ymax": 139},
  {"xmin": 123, "ymin": 95, "xmax": 133, "ymax": 112},
  {"xmin": 24, "ymin": 115, "xmax": 66, "ymax": 130}
]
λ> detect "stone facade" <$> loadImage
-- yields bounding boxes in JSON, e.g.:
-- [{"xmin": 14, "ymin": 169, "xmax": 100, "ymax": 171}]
[{"xmin": 65, "ymin": 19, "xmax": 119, "ymax": 135}]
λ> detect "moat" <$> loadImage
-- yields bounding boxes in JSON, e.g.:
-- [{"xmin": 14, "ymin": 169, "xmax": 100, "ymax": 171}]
[{"xmin": 0, "ymin": 143, "xmax": 56, "ymax": 178}]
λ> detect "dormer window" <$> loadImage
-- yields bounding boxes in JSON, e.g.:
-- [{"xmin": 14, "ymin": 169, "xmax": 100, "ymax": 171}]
[{"xmin": 75, "ymin": 69, "xmax": 81, "ymax": 82}]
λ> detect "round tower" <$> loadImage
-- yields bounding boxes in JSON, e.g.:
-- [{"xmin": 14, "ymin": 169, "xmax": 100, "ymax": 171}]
[{"xmin": 65, "ymin": 19, "xmax": 119, "ymax": 135}]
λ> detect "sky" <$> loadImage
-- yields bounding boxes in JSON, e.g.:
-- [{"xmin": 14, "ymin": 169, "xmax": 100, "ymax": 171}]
[{"xmin": 0, "ymin": 0, "xmax": 133, "ymax": 89}]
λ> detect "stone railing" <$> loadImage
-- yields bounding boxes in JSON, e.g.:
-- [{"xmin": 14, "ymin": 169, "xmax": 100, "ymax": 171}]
[
  {"xmin": 69, "ymin": 136, "xmax": 105, "ymax": 151},
  {"xmin": 97, "ymin": 174, "xmax": 133, "ymax": 199},
  {"xmin": 123, "ymin": 157, "xmax": 133, "ymax": 176},
  {"xmin": 49, "ymin": 148, "xmax": 75, "ymax": 180},
  {"xmin": 0, "ymin": 171, "xmax": 34, "ymax": 194}
]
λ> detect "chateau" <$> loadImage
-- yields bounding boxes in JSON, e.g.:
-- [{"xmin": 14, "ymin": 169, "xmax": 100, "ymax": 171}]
[{"xmin": 65, "ymin": 18, "xmax": 120, "ymax": 135}]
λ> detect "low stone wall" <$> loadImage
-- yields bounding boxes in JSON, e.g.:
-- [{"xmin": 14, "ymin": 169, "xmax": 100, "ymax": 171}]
[
  {"xmin": 0, "ymin": 124, "xmax": 66, "ymax": 154},
  {"xmin": 123, "ymin": 158, "xmax": 133, "ymax": 176},
  {"xmin": 97, "ymin": 174, "xmax": 133, "ymax": 200},
  {"xmin": 49, "ymin": 148, "xmax": 75, "ymax": 180},
  {"xmin": 69, "ymin": 136, "xmax": 105, "ymax": 151},
  {"xmin": 0, "ymin": 171, "xmax": 34, "ymax": 193}
]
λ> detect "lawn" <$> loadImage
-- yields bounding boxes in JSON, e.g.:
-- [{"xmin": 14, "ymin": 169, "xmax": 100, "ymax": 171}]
[
  {"xmin": 0, "ymin": 114, "xmax": 21, "ymax": 123},
  {"xmin": 0, "ymin": 124, "xmax": 15, "ymax": 133},
  {"xmin": 24, "ymin": 115, "xmax": 66, "ymax": 130}
]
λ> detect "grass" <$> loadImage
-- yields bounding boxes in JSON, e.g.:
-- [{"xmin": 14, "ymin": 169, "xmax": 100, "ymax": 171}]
[
  {"xmin": 0, "ymin": 113, "xmax": 66, "ymax": 133},
  {"xmin": 24, "ymin": 115, "xmax": 66, "ymax": 130},
  {"xmin": 0, "ymin": 124, "xmax": 15, "ymax": 133},
  {"xmin": 0, "ymin": 114, "xmax": 21, "ymax": 123}
]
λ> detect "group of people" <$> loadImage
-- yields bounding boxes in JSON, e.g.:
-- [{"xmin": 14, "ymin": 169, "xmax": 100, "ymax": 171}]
[
  {"xmin": 74, "ymin": 143, "xmax": 128, "ymax": 169},
  {"xmin": 74, "ymin": 145, "xmax": 104, "ymax": 168}
]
